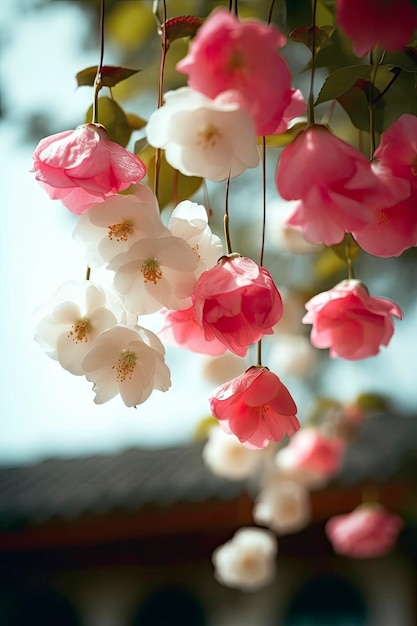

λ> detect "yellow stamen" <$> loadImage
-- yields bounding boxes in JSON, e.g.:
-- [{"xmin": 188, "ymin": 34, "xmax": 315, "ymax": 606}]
[
  {"xmin": 68, "ymin": 318, "xmax": 91, "ymax": 343},
  {"xmin": 141, "ymin": 258, "xmax": 163, "ymax": 284},
  {"xmin": 108, "ymin": 219, "xmax": 134, "ymax": 242},
  {"xmin": 197, "ymin": 123, "xmax": 222, "ymax": 148},
  {"xmin": 113, "ymin": 350, "xmax": 137, "ymax": 383}
]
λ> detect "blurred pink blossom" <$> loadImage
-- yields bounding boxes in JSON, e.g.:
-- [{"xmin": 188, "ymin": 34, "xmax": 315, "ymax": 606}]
[
  {"xmin": 176, "ymin": 8, "xmax": 293, "ymax": 135},
  {"xmin": 210, "ymin": 366, "xmax": 299, "ymax": 449},
  {"xmin": 326, "ymin": 504, "xmax": 403, "ymax": 558},
  {"xmin": 336, "ymin": 0, "xmax": 417, "ymax": 57},
  {"xmin": 303, "ymin": 279, "xmax": 403, "ymax": 360},
  {"xmin": 276, "ymin": 125, "xmax": 399, "ymax": 246},
  {"xmin": 275, "ymin": 427, "xmax": 346, "ymax": 478},
  {"xmin": 193, "ymin": 255, "xmax": 283, "ymax": 357},
  {"xmin": 32, "ymin": 124, "xmax": 146, "ymax": 214}
]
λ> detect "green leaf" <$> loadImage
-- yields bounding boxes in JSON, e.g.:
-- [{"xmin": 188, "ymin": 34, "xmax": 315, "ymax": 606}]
[
  {"xmin": 260, "ymin": 122, "xmax": 307, "ymax": 148},
  {"xmin": 315, "ymin": 64, "xmax": 372, "ymax": 105},
  {"xmin": 125, "ymin": 112, "xmax": 147, "ymax": 131},
  {"xmin": 385, "ymin": 43, "xmax": 417, "ymax": 73},
  {"xmin": 162, "ymin": 15, "xmax": 203, "ymax": 46},
  {"xmin": 139, "ymin": 145, "xmax": 203, "ymax": 209},
  {"xmin": 76, "ymin": 65, "xmax": 141, "ymax": 88},
  {"xmin": 290, "ymin": 25, "xmax": 335, "ymax": 54},
  {"xmin": 85, "ymin": 97, "xmax": 132, "ymax": 147}
]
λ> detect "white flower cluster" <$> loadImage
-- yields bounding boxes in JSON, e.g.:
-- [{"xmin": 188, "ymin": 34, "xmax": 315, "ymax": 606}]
[{"xmin": 35, "ymin": 186, "xmax": 223, "ymax": 407}]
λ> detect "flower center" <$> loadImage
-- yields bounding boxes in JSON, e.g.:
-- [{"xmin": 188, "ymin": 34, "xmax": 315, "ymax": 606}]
[
  {"xmin": 113, "ymin": 350, "xmax": 137, "ymax": 383},
  {"xmin": 141, "ymin": 258, "xmax": 163, "ymax": 284},
  {"xmin": 198, "ymin": 123, "xmax": 222, "ymax": 148},
  {"xmin": 108, "ymin": 219, "xmax": 134, "ymax": 242},
  {"xmin": 378, "ymin": 209, "xmax": 389, "ymax": 225},
  {"xmin": 68, "ymin": 318, "xmax": 91, "ymax": 343},
  {"xmin": 227, "ymin": 49, "xmax": 245, "ymax": 73}
]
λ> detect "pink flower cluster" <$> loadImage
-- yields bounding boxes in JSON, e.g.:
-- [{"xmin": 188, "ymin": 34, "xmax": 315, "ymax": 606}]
[{"xmin": 275, "ymin": 120, "xmax": 417, "ymax": 256}]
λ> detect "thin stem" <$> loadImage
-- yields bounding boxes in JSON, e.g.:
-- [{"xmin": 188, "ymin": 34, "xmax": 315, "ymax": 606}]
[
  {"xmin": 368, "ymin": 49, "xmax": 381, "ymax": 159},
  {"xmin": 224, "ymin": 176, "xmax": 233, "ymax": 254},
  {"xmin": 345, "ymin": 235, "xmax": 355, "ymax": 280},
  {"xmin": 267, "ymin": 0, "xmax": 277, "ymax": 25},
  {"xmin": 228, "ymin": 0, "xmax": 238, "ymax": 17},
  {"xmin": 260, "ymin": 137, "xmax": 267, "ymax": 267},
  {"xmin": 153, "ymin": 0, "xmax": 167, "ymax": 199},
  {"xmin": 256, "ymin": 339, "xmax": 263, "ymax": 367},
  {"xmin": 85, "ymin": 266, "xmax": 91, "ymax": 281},
  {"xmin": 92, "ymin": 0, "xmax": 105, "ymax": 124},
  {"xmin": 307, "ymin": 0, "xmax": 318, "ymax": 126}
]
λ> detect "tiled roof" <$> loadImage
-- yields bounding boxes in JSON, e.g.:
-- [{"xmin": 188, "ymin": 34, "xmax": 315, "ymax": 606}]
[{"xmin": 0, "ymin": 413, "xmax": 415, "ymax": 527}]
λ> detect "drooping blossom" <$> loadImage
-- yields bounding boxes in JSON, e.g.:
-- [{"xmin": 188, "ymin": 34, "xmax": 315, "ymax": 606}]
[
  {"xmin": 335, "ymin": 0, "xmax": 417, "ymax": 57},
  {"xmin": 34, "ymin": 281, "xmax": 123, "ymax": 375},
  {"xmin": 352, "ymin": 164, "xmax": 416, "ymax": 257},
  {"xmin": 146, "ymin": 87, "xmax": 259, "ymax": 181},
  {"xmin": 325, "ymin": 504, "xmax": 404, "ymax": 558},
  {"xmin": 108, "ymin": 235, "xmax": 199, "ymax": 315},
  {"xmin": 302, "ymin": 279, "xmax": 403, "ymax": 360},
  {"xmin": 210, "ymin": 366, "xmax": 299, "ymax": 449},
  {"xmin": 275, "ymin": 125, "xmax": 401, "ymax": 246},
  {"xmin": 73, "ymin": 184, "xmax": 168, "ymax": 267},
  {"xmin": 275, "ymin": 427, "xmax": 346, "ymax": 479},
  {"xmin": 192, "ymin": 255, "xmax": 283, "ymax": 357},
  {"xmin": 253, "ymin": 475, "xmax": 311, "ymax": 535},
  {"xmin": 176, "ymin": 8, "xmax": 293, "ymax": 135},
  {"xmin": 212, "ymin": 527, "xmax": 277, "ymax": 591},
  {"xmin": 159, "ymin": 306, "xmax": 227, "ymax": 356},
  {"xmin": 351, "ymin": 114, "xmax": 417, "ymax": 257},
  {"xmin": 202, "ymin": 427, "xmax": 263, "ymax": 480},
  {"xmin": 32, "ymin": 124, "xmax": 146, "ymax": 214},
  {"xmin": 168, "ymin": 200, "xmax": 224, "ymax": 278},
  {"xmin": 81, "ymin": 324, "xmax": 171, "ymax": 407}
]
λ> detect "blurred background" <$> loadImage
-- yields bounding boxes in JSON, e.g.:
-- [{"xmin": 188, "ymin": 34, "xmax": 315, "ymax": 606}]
[{"xmin": 0, "ymin": 1, "xmax": 417, "ymax": 624}]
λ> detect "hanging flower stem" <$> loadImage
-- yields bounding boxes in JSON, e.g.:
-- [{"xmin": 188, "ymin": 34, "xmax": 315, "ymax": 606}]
[
  {"xmin": 153, "ymin": 0, "xmax": 168, "ymax": 200},
  {"xmin": 345, "ymin": 234, "xmax": 355, "ymax": 280},
  {"xmin": 307, "ymin": 0, "xmax": 318, "ymax": 126},
  {"xmin": 92, "ymin": 0, "xmax": 105, "ymax": 124},
  {"xmin": 224, "ymin": 176, "xmax": 233, "ymax": 254}
]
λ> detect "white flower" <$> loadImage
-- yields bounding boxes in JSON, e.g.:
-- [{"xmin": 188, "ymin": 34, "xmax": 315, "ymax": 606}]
[
  {"xmin": 81, "ymin": 324, "xmax": 171, "ymax": 407},
  {"xmin": 34, "ymin": 281, "xmax": 123, "ymax": 375},
  {"xmin": 109, "ymin": 235, "xmax": 199, "ymax": 315},
  {"xmin": 73, "ymin": 184, "xmax": 167, "ymax": 268},
  {"xmin": 168, "ymin": 200, "xmax": 223, "ymax": 277},
  {"xmin": 253, "ymin": 475, "xmax": 311, "ymax": 535},
  {"xmin": 202, "ymin": 427, "xmax": 263, "ymax": 481},
  {"xmin": 212, "ymin": 527, "xmax": 277, "ymax": 591},
  {"xmin": 146, "ymin": 87, "xmax": 259, "ymax": 181},
  {"xmin": 269, "ymin": 333, "xmax": 318, "ymax": 378}
]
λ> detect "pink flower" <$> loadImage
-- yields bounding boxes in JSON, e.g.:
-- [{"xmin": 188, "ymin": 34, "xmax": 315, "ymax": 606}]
[
  {"xmin": 32, "ymin": 123, "xmax": 146, "ymax": 215},
  {"xmin": 192, "ymin": 255, "xmax": 283, "ymax": 357},
  {"xmin": 276, "ymin": 428, "xmax": 346, "ymax": 478},
  {"xmin": 159, "ymin": 306, "xmax": 227, "ymax": 356},
  {"xmin": 336, "ymin": 0, "xmax": 417, "ymax": 57},
  {"xmin": 303, "ymin": 279, "xmax": 403, "ymax": 360},
  {"xmin": 275, "ymin": 125, "xmax": 392, "ymax": 246},
  {"xmin": 273, "ymin": 89, "xmax": 306, "ymax": 134},
  {"xmin": 350, "ymin": 115, "xmax": 417, "ymax": 256},
  {"xmin": 373, "ymin": 114, "xmax": 417, "ymax": 185},
  {"xmin": 325, "ymin": 504, "xmax": 403, "ymax": 558},
  {"xmin": 176, "ymin": 8, "xmax": 293, "ymax": 136},
  {"xmin": 210, "ymin": 366, "xmax": 299, "ymax": 449}
]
